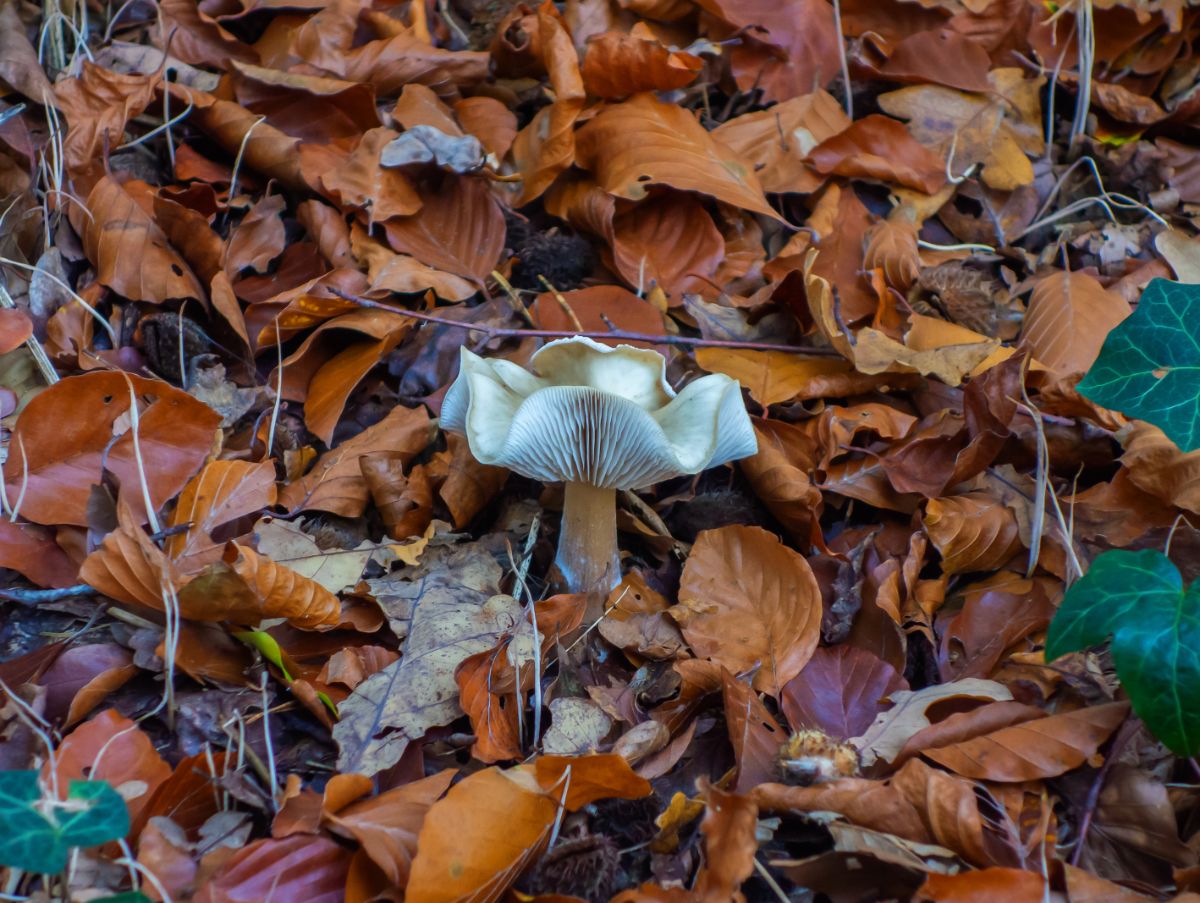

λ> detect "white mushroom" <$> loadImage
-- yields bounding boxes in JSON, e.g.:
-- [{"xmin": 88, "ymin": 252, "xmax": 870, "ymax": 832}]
[{"xmin": 440, "ymin": 336, "xmax": 758, "ymax": 594}]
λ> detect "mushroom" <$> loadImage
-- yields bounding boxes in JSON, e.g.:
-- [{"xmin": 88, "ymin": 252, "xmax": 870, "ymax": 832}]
[{"xmin": 440, "ymin": 336, "xmax": 758, "ymax": 594}]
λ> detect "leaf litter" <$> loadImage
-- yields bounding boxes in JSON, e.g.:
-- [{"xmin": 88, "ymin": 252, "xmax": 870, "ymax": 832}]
[{"xmin": 2, "ymin": 0, "xmax": 1200, "ymax": 900}]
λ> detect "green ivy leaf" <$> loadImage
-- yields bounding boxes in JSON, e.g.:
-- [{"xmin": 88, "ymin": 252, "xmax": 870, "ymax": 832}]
[
  {"xmin": 0, "ymin": 771, "xmax": 130, "ymax": 873},
  {"xmin": 1046, "ymin": 549, "xmax": 1200, "ymax": 755},
  {"xmin": 95, "ymin": 894, "xmax": 153, "ymax": 902},
  {"xmin": 1077, "ymin": 278, "xmax": 1200, "ymax": 452}
]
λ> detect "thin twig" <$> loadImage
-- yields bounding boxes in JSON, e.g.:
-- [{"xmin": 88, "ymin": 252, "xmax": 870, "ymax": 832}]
[
  {"xmin": 329, "ymin": 288, "xmax": 843, "ymax": 356},
  {"xmin": 0, "ymin": 584, "xmax": 92, "ymax": 605}
]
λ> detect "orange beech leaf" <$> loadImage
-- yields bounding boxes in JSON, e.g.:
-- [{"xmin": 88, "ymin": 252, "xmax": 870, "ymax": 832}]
[
  {"xmin": 722, "ymin": 670, "xmax": 786, "ymax": 791},
  {"xmin": 224, "ymin": 192, "xmax": 286, "ymax": 275},
  {"xmin": 361, "ymin": 451, "xmax": 433, "ymax": 540},
  {"xmin": 922, "ymin": 492, "xmax": 1022, "ymax": 575},
  {"xmin": 273, "ymin": 307, "xmax": 411, "ymax": 444},
  {"xmin": 673, "ymin": 525, "xmax": 822, "ymax": 696},
  {"xmin": 1062, "ymin": 863, "xmax": 1158, "ymax": 902},
  {"xmin": 279, "ymin": 404, "xmax": 435, "ymax": 516},
  {"xmin": 610, "ymin": 192, "xmax": 724, "ymax": 299},
  {"xmin": 695, "ymin": 349, "xmax": 863, "ymax": 406},
  {"xmin": 863, "ymin": 219, "xmax": 921, "ymax": 290},
  {"xmin": 781, "ymin": 645, "xmax": 908, "ymax": 740},
  {"xmin": 55, "ymin": 62, "xmax": 160, "ymax": 173},
  {"xmin": 392, "ymin": 83, "xmax": 463, "ymax": 133},
  {"xmin": 180, "ymin": 542, "xmax": 341, "ymax": 628},
  {"xmin": 80, "ymin": 501, "xmax": 180, "ymax": 610},
  {"xmin": 436, "ymin": 433, "xmax": 510, "ymax": 528},
  {"xmin": 916, "ymin": 867, "xmax": 1046, "ymax": 902},
  {"xmin": 318, "ymin": 127, "xmax": 422, "ymax": 222},
  {"xmin": 737, "ymin": 419, "xmax": 822, "ymax": 544},
  {"xmin": 152, "ymin": 194, "xmax": 224, "ymax": 286},
  {"xmin": 574, "ymin": 93, "xmax": 781, "ymax": 220},
  {"xmin": 877, "ymin": 29, "xmax": 993, "ymax": 94},
  {"xmin": 533, "ymin": 753, "xmax": 652, "ymax": 810},
  {"xmin": 381, "ymin": 175, "xmax": 505, "ymax": 285},
  {"xmin": 509, "ymin": 3, "xmax": 586, "ymax": 205},
  {"xmin": 581, "ymin": 31, "xmax": 702, "ymax": 98},
  {"xmin": 922, "ymin": 701, "xmax": 1129, "ymax": 782},
  {"xmin": 406, "ymin": 766, "xmax": 557, "ymax": 903},
  {"xmin": 697, "ymin": 0, "xmax": 839, "ymax": 104},
  {"xmin": 454, "ymin": 96, "xmax": 518, "ymax": 160},
  {"xmin": 936, "ymin": 575, "xmax": 1057, "ymax": 681},
  {"xmin": 456, "ymin": 644, "xmax": 524, "ymax": 763},
  {"xmin": 350, "ymin": 223, "xmax": 478, "ymax": 301},
  {"xmin": 49, "ymin": 709, "xmax": 171, "ymax": 827},
  {"xmin": 1118, "ymin": 421, "xmax": 1200, "ymax": 514},
  {"xmin": 803, "ymin": 185, "xmax": 877, "ymax": 323},
  {"xmin": 136, "ymin": 818, "xmax": 197, "ymax": 902},
  {"xmin": 4, "ymin": 371, "xmax": 221, "ymax": 526},
  {"xmin": 331, "ymin": 33, "xmax": 488, "ymax": 98},
  {"xmin": 888, "ymin": 759, "xmax": 992, "ymax": 865},
  {"xmin": 890, "ymin": 701, "xmax": 1049, "ymax": 769},
  {"xmin": 543, "ymin": 172, "xmax": 617, "ymax": 241},
  {"xmin": 297, "ymin": 200, "xmax": 356, "ymax": 270},
  {"xmin": 808, "ymin": 114, "xmax": 947, "ymax": 194},
  {"xmin": 195, "ymin": 834, "xmax": 351, "ymax": 903},
  {"xmin": 1018, "ymin": 271, "xmax": 1130, "ymax": 376},
  {"xmin": 70, "ymin": 175, "xmax": 204, "ymax": 303},
  {"xmin": 695, "ymin": 781, "xmax": 758, "ymax": 900},
  {"xmin": 173, "ymin": 89, "xmax": 309, "ymax": 191},
  {"xmin": 0, "ymin": 521, "xmax": 77, "ymax": 588},
  {"xmin": 530, "ymin": 285, "xmax": 665, "ymax": 346},
  {"xmin": 752, "ymin": 777, "xmax": 933, "ymax": 846},
  {"xmin": 167, "ymin": 460, "xmax": 278, "ymax": 575},
  {"xmin": 712, "ymin": 90, "xmax": 850, "ymax": 195},
  {"xmin": 325, "ymin": 770, "xmax": 455, "ymax": 887},
  {"xmin": 0, "ymin": 307, "xmax": 32, "ymax": 354}
]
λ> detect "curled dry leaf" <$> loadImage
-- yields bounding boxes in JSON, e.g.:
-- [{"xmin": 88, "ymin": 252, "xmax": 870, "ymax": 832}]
[
  {"xmin": 0, "ymin": 307, "xmax": 32, "ymax": 354},
  {"xmin": 533, "ymin": 753, "xmax": 652, "ymax": 810},
  {"xmin": 4, "ymin": 371, "xmax": 221, "ymax": 526},
  {"xmin": 722, "ymin": 669, "xmax": 787, "ymax": 791},
  {"xmin": 406, "ymin": 767, "xmax": 556, "ymax": 903},
  {"xmin": 1018, "ymin": 271, "xmax": 1130, "ymax": 376},
  {"xmin": 863, "ymin": 219, "xmax": 921, "ymax": 290},
  {"xmin": 203, "ymin": 542, "xmax": 342, "ymax": 629},
  {"xmin": 581, "ymin": 31, "xmax": 702, "ymax": 98},
  {"xmin": 318, "ymin": 127, "xmax": 422, "ymax": 222},
  {"xmin": 672, "ymin": 525, "xmax": 822, "ymax": 697},
  {"xmin": 923, "ymin": 492, "xmax": 1023, "ymax": 575},
  {"xmin": 737, "ymin": 419, "xmax": 822, "ymax": 544},
  {"xmin": 695, "ymin": 781, "xmax": 759, "ymax": 901},
  {"xmin": 610, "ymin": 192, "xmax": 724, "ymax": 298},
  {"xmin": 194, "ymin": 834, "xmax": 350, "ymax": 903},
  {"xmin": 0, "ymin": 521, "xmax": 78, "ymax": 588},
  {"xmin": 1118, "ymin": 421, "xmax": 1200, "ymax": 515},
  {"xmin": 455, "ymin": 643, "xmax": 523, "ymax": 763}
]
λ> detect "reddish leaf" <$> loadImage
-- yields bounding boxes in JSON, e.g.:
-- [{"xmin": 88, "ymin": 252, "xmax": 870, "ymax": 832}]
[
  {"xmin": 39, "ymin": 643, "xmax": 137, "ymax": 727},
  {"xmin": 721, "ymin": 670, "xmax": 786, "ymax": 792},
  {"xmin": 225, "ymin": 192, "xmax": 286, "ymax": 274},
  {"xmin": 809, "ymin": 114, "xmax": 947, "ymax": 194},
  {"xmin": 695, "ymin": 781, "xmax": 758, "ymax": 900},
  {"xmin": 0, "ymin": 521, "xmax": 77, "ymax": 587},
  {"xmin": 4, "ymin": 371, "xmax": 220, "ymax": 526},
  {"xmin": 581, "ymin": 31, "xmax": 702, "ymax": 98},
  {"xmin": 195, "ymin": 834, "xmax": 351, "ymax": 903},
  {"xmin": 916, "ymin": 867, "xmax": 1046, "ymax": 902},
  {"xmin": 781, "ymin": 645, "xmax": 909, "ymax": 740},
  {"xmin": 533, "ymin": 753, "xmax": 653, "ymax": 810},
  {"xmin": 0, "ymin": 307, "xmax": 32, "ymax": 354},
  {"xmin": 610, "ymin": 193, "xmax": 724, "ymax": 299},
  {"xmin": 456, "ymin": 644, "xmax": 524, "ymax": 764}
]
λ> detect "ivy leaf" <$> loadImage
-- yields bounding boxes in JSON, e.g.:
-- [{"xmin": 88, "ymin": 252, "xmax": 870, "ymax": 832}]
[
  {"xmin": 0, "ymin": 771, "xmax": 130, "ymax": 873},
  {"xmin": 1046, "ymin": 549, "xmax": 1200, "ymax": 755},
  {"xmin": 1077, "ymin": 278, "xmax": 1200, "ymax": 452}
]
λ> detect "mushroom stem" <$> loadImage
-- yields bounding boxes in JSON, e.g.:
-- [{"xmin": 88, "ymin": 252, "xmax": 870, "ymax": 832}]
[{"xmin": 556, "ymin": 482, "xmax": 620, "ymax": 596}]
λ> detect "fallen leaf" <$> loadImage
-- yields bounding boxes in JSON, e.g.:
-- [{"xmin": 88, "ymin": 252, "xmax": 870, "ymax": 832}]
[
  {"xmin": 533, "ymin": 753, "xmax": 652, "ymax": 810},
  {"xmin": 781, "ymin": 645, "xmax": 909, "ymax": 740},
  {"xmin": 672, "ymin": 525, "xmax": 823, "ymax": 696},
  {"xmin": 167, "ymin": 460, "xmax": 278, "ymax": 575},
  {"xmin": 916, "ymin": 867, "xmax": 1046, "ymax": 902},
  {"xmin": 923, "ymin": 492, "xmax": 1023, "ymax": 574},
  {"xmin": 581, "ymin": 31, "xmax": 702, "ymax": 98},
  {"xmin": 1019, "ymin": 270, "xmax": 1130, "ymax": 376},
  {"xmin": 808, "ymin": 114, "xmax": 947, "ymax": 194},
  {"xmin": 4, "ymin": 371, "xmax": 221, "ymax": 526},
  {"xmin": 195, "ymin": 834, "xmax": 350, "ymax": 903},
  {"xmin": 406, "ymin": 767, "xmax": 556, "ymax": 903},
  {"xmin": 722, "ymin": 669, "xmax": 787, "ymax": 791}
]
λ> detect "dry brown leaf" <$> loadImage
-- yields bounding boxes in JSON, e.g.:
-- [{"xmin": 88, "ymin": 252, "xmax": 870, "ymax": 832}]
[
  {"xmin": 808, "ymin": 114, "xmax": 947, "ymax": 194},
  {"xmin": 738, "ymin": 419, "xmax": 822, "ymax": 545},
  {"xmin": 713, "ymin": 90, "xmax": 850, "ymax": 195},
  {"xmin": 406, "ymin": 767, "xmax": 556, "ymax": 903},
  {"xmin": 1118, "ymin": 421, "xmax": 1200, "ymax": 514},
  {"xmin": 1018, "ymin": 271, "xmax": 1130, "ymax": 376},
  {"xmin": 923, "ymin": 492, "xmax": 1023, "ymax": 575},
  {"xmin": 581, "ymin": 31, "xmax": 702, "ymax": 98},
  {"xmin": 672, "ymin": 525, "xmax": 822, "ymax": 697},
  {"xmin": 923, "ymin": 701, "xmax": 1129, "ymax": 781},
  {"xmin": 167, "ymin": 460, "xmax": 278, "ymax": 575},
  {"xmin": 574, "ymin": 93, "xmax": 781, "ymax": 220}
]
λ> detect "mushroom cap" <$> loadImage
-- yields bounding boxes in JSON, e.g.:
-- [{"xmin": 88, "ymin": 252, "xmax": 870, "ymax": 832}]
[{"xmin": 440, "ymin": 336, "xmax": 758, "ymax": 489}]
